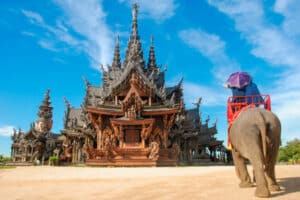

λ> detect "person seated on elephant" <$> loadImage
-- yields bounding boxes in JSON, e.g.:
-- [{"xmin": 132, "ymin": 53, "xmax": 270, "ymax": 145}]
[
  {"xmin": 244, "ymin": 81, "xmax": 264, "ymax": 106},
  {"xmin": 223, "ymin": 84, "xmax": 246, "ymax": 103},
  {"xmin": 224, "ymin": 81, "xmax": 263, "ymax": 107}
]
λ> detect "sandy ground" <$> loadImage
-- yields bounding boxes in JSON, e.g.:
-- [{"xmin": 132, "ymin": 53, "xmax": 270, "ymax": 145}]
[{"xmin": 0, "ymin": 165, "xmax": 299, "ymax": 200}]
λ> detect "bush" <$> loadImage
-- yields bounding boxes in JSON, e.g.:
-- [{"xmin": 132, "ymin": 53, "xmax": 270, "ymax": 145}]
[
  {"xmin": 49, "ymin": 156, "xmax": 59, "ymax": 166},
  {"xmin": 278, "ymin": 138, "xmax": 300, "ymax": 164},
  {"xmin": 0, "ymin": 155, "xmax": 12, "ymax": 163}
]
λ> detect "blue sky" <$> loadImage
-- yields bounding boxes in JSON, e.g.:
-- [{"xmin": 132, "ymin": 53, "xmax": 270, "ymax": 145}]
[{"xmin": 1, "ymin": 0, "xmax": 300, "ymax": 156}]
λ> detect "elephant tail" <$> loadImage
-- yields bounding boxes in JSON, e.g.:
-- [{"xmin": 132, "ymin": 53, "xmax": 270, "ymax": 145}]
[{"xmin": 257, "ymin": 111, "xmax": 268, "ymax": 161}]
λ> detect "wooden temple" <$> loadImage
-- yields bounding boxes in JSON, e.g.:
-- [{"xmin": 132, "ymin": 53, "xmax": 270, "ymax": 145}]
[
  {"xmin": 60, "ymin": 4, "xmax": 225, "ymax": 166},
  {"xmin": 61, "ymin": 4, "xmax": 181, "ymax": 166},
  {"xmin": 11, "ymin": 90, "xmax": 61, "ymax": 164}
]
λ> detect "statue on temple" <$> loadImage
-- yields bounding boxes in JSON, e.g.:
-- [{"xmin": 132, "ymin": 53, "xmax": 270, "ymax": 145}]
[
  {"xmin": 148, "ymin": 142, "xmax": 159, "ymax": 160},
  {"xmin": 60, "ymin": 139, "xmax": 72, "ymax": 162}
]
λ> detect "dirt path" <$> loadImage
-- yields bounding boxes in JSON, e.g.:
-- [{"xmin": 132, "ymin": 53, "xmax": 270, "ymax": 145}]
[{"xmin": 0, "ymin": 165, "xmax": 299, "ymax": 200}]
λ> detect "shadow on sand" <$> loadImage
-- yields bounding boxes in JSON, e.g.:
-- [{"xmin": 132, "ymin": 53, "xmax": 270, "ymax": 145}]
[{"xmin": 271, "ymin": 176, "xmax": 300, "ymax": 198}]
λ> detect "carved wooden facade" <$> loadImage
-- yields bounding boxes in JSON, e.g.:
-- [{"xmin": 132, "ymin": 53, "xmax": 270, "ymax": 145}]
[{"xmin": 60, "ymin": 4, "xmax": 225, "ymax": 166}]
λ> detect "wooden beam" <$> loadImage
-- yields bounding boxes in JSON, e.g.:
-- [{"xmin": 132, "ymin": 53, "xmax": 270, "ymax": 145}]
[
  {"xmin": 142, "ymin": 108, "xmax": 179, "ymax": 116},
  {"xmin": 111, "ymin": 118, "xmax": 154, "ymax": 126},
  {"xmin": 87, "ymin": 108, "xmax": 123, "ymax": 116}
]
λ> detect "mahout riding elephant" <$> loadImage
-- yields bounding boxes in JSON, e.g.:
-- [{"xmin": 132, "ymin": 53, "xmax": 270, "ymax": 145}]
[{"xmin": 230, "ymin": 107, "xmax": 281, "ymax": 198}]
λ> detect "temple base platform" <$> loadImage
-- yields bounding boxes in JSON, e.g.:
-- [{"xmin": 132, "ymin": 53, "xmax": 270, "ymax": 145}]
[{"xmin": 85, "ymin": 147, "xmax": 178, "ymax": 167}]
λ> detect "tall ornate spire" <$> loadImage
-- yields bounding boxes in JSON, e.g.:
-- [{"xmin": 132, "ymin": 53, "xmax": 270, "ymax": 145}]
[
  {"xmin": 124, "ymin": 3, "xmax": 145, "ymax": 68},
  {"xmin": 112, "ymin": 35, "xmax": 121, "ymax": 69},
  {"xmin": 35, "ymin": 89, "xmax": 53, "ymax": 132},
  {"xmin": 131, "ymin": 3, "xmax": 139, "ymax": 41},
  {"xmin": 147, "ymin": 36, "xmax": 157, "ymax": 70}
]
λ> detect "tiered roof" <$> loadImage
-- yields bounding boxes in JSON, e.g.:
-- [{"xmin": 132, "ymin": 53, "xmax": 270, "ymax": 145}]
[{"xmin": 64, "ymin": 3, "xmax": 183, "ymax": 129}]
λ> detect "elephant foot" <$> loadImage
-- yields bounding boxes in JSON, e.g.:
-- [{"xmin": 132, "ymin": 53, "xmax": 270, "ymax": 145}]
[
  {"xmin": 269, "ymin": 184, "xmax": 281, "ymax": 191},
  {"xmin": 239, "ymin": 181, "xmax": 253, "ymax": 188},
  {"xmin": 255, "ymin": 187, "xmax": 270, "ymax": 198}
]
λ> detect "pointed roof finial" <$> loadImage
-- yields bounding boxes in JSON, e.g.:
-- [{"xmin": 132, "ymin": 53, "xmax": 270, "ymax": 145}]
[
  {"xmin": 124, "ymin": 3, "xmax": 145, "ymax": 68},
  {"xmin": 100, "ymin": 64, "xmax": 106, "ymax": 73},
  {"xmin": 64, "ymin": 97, "xmax": 71, "ymax": 108},
  {"xmin": 82, "ymin": 76, "xmax": 91, "ymax": 88},
  {"xmin": 112, "ymin": 34, "xmax": 121, "ymax": 69},
  {"xmin": 131, "ymin": 3, "xmax": 139, "ymax": 41},
  {"xmin": 178, "ymin": 77, "xmax": 183, "ymax": 87},
  {"xmin": 150, "ymin": 35, "xmax": 154, "ymax": 45},
  {"xmin": 147, "ymin": 35, "xmax": 157, "ymax": 70},
  {"xmin": 116, "ymin": 34, "xmax": 120, "ymax": 45},
  {"xmin": 41, "ymin": 89, "xmax": 51, "ymax": 107},
  {"xmin": 133, "ymin": 3, "xmax": 138, "ymax": 20},
  {"xmin": 192, "ymin": 97, "xmax": 202, "ymax": 109}
]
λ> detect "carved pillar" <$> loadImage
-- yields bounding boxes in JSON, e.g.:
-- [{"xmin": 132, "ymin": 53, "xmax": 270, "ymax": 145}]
[
  {"xmin": 149, "ymin": 92, "xmax": 152, "ymax": 106},
  {"xmin": 12, "ymin": 147, "xmax": 16, "ymax": 162},
  {"xmin": 96, "ymin": 115, "xmax": 103, "ymax": 149},
  {"xmin": 25, "ymin": 146, "xmax": 28, "ymax": 162},
  {"xmin": 163, "ymin": 115, "xmax": 168, "ymax": 148},
  {"xmin": 71, "ymin": 140, "xmax": 75, "ymax": 164},
  {"xmin": 120, "ymin": 126, "xmax": 124, "ymax": 148},
  {"xmin": 72, "ymin": 139, "xmax": 80, "ymax": 164},
  {"xmin": 141, "ymin": 122, "xmax": 153, "ymax": 148},
  {"xmin": 76, "ymin": 140, "xmax": 80, "ymax": 162},
  {"xmin": 115, "ymin": 95, "xmax": 118, "ymax": 105},
  {"xmin": 141, "ymin": 125, "xmax": 146, "ymax": 148},
  {"xmin": 97, "ymin": 129, "xmax": 102, "ymax": 149}
]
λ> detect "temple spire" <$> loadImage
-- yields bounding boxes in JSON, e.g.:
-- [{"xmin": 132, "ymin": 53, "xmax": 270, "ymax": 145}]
[
  {"xmin": 131, "ymin": 3, "xmax": 139, "ymax": 41},
  {"xmin": 35, "ymin": 89, "xmax": 53, "ymax": 132},
  {"xmin": 112, "ymin": 34, "xmax": 121, "ymax": 69},
  {"xmin": 39, "ymin": 89, "xmax": 52, "ymax": 112},
  {"xmin": 124, "ymin": 3, "xmax": 145, "ymax": 68},
  {"xmin": 147, "ymin": 36, "xmax": 157, "ymax": 70}
]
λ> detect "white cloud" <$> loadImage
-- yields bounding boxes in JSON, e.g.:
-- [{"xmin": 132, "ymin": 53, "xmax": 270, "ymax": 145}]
[
  {"xmin": 22, "ymin": 9, "xmax": 81, "ymax": 51},
  {"xmin": 119, "ymin": 0, "xmax": 178, "ymax": 23},
  {"xmin": 178, "ymin": 29, "xmax": 240, "ymax": 83},
  {"xmin": 0, "ymin": 125, "xmax": 15, "ymax": 137},
  {"xmin": 22, "ymin": 10, "xmax": 44, "ymax": 24},
  {"xmin": 207, "ymin": 0, "xmax": 300, "ymax": 70},
  {"xmin": 179, "ymin": 29, "xmax": 225, "ymax": 58},
  {"xmin": 183, "ymin": 82, "xmax": 227, "ymax": 107},
  {"xmin": 274, "ymin": 0, "xmax": 300, "ymax": 37},
  {"xmin": 21, "ymin": 31, "xmax": 36, "ymax": 37},
  {"xmin": 272, "ymin": 91, "xmax": 300, "ymax": 142},
  {"xmin": 22, "ymin": 0, "xmax": 114, "ymax": 69},
  {"xmin": 53, "ymin": 0, "xmax": 113, "ymax": 67},
  {"xmin": 38, "ymin": 40, "xmax": 59, "ymax": 52}
]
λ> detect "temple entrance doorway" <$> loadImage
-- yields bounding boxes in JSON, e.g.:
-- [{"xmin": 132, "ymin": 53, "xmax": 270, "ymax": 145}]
[{"xmin": 124, "ymin": 126, "xmax": 141, "ymax": 147}]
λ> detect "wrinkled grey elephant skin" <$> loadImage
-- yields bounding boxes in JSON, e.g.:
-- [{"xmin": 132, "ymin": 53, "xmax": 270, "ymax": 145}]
[{"xmin": 230, "ymin": 107, "xmax": 281, "ymax": 198}]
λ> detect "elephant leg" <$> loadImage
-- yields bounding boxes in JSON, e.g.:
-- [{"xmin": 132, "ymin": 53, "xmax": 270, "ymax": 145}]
[
  {"xmin": 265, "ymin": 147, "xmax": 280, "ymax": 191},
  {"xmin": 252, "ymin": 169, "xmax": 256, "ymax": 183},
  {"xmin": 231, "ymin": 149, "xmax": 252, "ymax": 188},
  {"xmin": 249, "ymin": 148, "xmax": 270, "ymax": 198}
]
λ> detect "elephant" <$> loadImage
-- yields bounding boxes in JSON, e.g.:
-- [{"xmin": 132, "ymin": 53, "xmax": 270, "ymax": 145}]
[{"xmin": 229, "ymin": 107, "xmax": 281, "ymax": 198}]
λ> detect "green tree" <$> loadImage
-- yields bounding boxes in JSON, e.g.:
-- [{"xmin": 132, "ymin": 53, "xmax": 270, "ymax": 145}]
[
  {"xmin": 278, "ymin": 138, "xmax": 300, "ymax": 163},
  {"xmin": 0, "ymin": 154, "xmax": 11, "ymax": 163}
]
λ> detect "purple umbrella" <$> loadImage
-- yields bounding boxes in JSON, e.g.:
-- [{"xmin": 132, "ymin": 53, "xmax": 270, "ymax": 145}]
[{"xmin": 226, "ymin": 72, "xmax": 252, "ymax": 89}]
